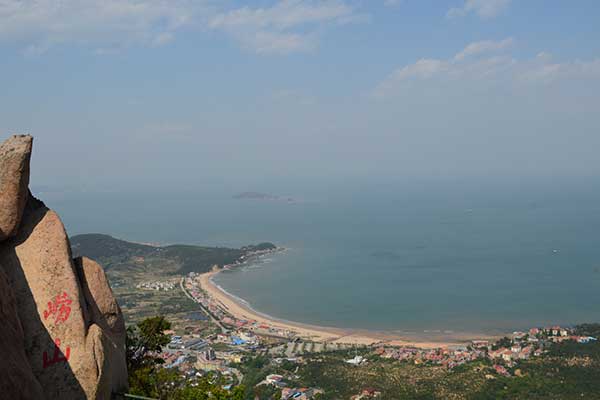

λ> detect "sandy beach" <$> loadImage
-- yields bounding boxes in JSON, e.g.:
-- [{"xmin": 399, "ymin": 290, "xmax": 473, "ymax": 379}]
[{"xmin": 198, "ymin": 269, "xmax": 496, "ymax": 348}]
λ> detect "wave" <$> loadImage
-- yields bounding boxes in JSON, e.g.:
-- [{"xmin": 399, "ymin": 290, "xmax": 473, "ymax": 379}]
[{"xmin": 209, "ymin": 278, "xmax": 252, "ymax": 308}]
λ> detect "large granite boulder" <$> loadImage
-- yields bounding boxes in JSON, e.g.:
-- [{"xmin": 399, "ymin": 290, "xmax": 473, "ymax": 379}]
[
  {"xmin": 0, "ymin": 135, "xmax": 127, "ymax": 399},
  {"xmin": 0, "ymin": 265, "xmax": 45, "ymax": 399},
  {"xmin": 74, "ymin": 256, "xmax": 128, "ymax": 395},
  {"xmin": 0, "ymin": 135, "xmax": 32, "ymax": 241}
]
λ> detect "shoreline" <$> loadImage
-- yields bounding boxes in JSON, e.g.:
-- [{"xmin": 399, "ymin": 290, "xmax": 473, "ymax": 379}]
[{"xmin": 198, "ymin": 268, "xmax": 501, "ymax": 348}]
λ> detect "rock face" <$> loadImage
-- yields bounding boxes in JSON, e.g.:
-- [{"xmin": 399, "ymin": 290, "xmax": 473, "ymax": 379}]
[
  {"xmin": 74, "ymin": 256, "xmax": 128, "ymax": 395},
  {"xmin": 0, "ymin": 135, "xmax": 32, "ymax": 241},
  {"xmin": 0, "ymin": 135, "xmax": 127, "ymax": 399},
  {"xmin": 0, "ymin": 265, "xmax": 45, "ymax": 399}
]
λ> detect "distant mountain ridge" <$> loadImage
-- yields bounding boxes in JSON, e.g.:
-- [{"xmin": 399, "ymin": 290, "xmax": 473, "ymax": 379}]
[
  {"xmin": 71, "ymin": 233, "xmax": 276, "ymax": 274},
  {"xmin": 71, "ymin": 233, "xmax": 157, "ymax": 261}
]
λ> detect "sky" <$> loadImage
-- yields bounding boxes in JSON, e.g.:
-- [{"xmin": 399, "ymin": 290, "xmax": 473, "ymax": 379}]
[{"xmin": 1, "ymin": 0, "xmax": 600, "ymax": 191}]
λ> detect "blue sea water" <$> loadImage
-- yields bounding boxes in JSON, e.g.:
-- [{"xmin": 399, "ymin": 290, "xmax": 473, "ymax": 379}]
[{"xmin": 45, "ymin": 178, "xmax": 600, "ymax": 335}]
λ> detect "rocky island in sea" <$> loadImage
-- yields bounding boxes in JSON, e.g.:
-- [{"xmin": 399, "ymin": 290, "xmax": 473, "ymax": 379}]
[{"xmin": 233, "ymin": 191, "xmax": 298, "ymax": 203}]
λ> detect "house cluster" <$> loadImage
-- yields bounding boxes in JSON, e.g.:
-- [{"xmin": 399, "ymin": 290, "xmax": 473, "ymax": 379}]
[
  {"xmin": 185, "ymin": 273, "xmax": 295, "ymax": 339},
  {"xmin": 168, "ymin": 255, "xmax": 596, "ymax": 395},
  {"xmin": 160, "ymin": 348, "xmax": 242, "ymax": 391},
  {"xmin": 375, "ymin": 325, "xmax": 597, "ymax": 376},
  {"xmin": 162, "ymin": 351, "xmax": 195, "ymax": 370},
  {"xmin": 375, "ymin": 346, "xmax": 485, "ymax": 370},
  {"xmin": 487, "ymin": 344, "xmax": 537, "ymax": 363},
  {"xmin": 487, "ymin": 326, "xmax": 597, "ymax": 365},
  {"xmin": 160, "ymin": 322, "xmax": 267, "ymax": 385},
  {"xmin": 530, "ymin": 326, "xmax": 598, "ymax": 344},
  {"xmin": 167, "ymin": 335, "xmax": 208, "ymax": 351},
  {"xmin": 156, "ymin": 324, "xmax": 256, "ymax": 391},
  {"xmin": 255, "ymin": 373, "xmax": 323, "ymax": 399},
  {"xmin": 351, "ymin": 388, "xmax": 382, "ymax": 399},
  {"xmin": 214, "ymin": 331, "xmax": 261, "ymax": 347},
  {"xmin": 136, "ymin": 279, "xmax": 176, "ymax": 291}
]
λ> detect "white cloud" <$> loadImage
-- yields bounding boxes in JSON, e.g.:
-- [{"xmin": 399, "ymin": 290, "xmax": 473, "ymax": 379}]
[
  {"xmin": 373, "ymin": 39, "xmax": 600, "ymax": 98},
  {"xmin": 517, "ymin": 56, "xmax": 600, "ymax": 84},
  {"xmin": 453, "ymin": 37, "xmax": 513, "ymax": 61},
  {"xmin": 209, "ymin": 0, "xmax": 354, "ymax": 30},
  {"xmin": 208, "ymin": 0, "xmax": 358, "ymax": 54},
  {"xmin": 447, "ymin": 0, "xmax": 511, "ymax": 19},
  {"xmin": 245, "ymin": 30, "xmax": 317, "ymax": 54},
  {"xmin": 386, "ymin": 59, "xmax": 448, "ymax": 81},
  {"xmin": 0, "ymin": 0, "xmax": 203, "ymax": 52},
  {"xmin": 0, "ymin": 0, "xmax": 358, "ymax": 55}
]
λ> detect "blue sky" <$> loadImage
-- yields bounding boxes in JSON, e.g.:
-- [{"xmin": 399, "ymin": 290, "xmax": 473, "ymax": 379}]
[{"xmin": 1, "ymin": 0, "xmax": 600, "ymax": 189}]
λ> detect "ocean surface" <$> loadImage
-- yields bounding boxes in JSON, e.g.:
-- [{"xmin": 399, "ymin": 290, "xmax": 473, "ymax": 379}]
[{"xmin": 44, "ymin": 178, "xmax": 600, "ymax": 336}]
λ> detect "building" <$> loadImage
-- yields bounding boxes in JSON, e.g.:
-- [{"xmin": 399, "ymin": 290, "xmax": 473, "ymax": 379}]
[
  {"xmin": 494, "ymin": 365, "xmax": 510, "ymax": 377},
  {"xmin": 346, "ymin": 355, "xmax": 365, "ymax": 365},
  {"xmin": 184, "ymin": 338, "xmax": 207, "ymax": 350},
  {"xmin": 471, "ymin": 340, "xmax": 489, "ymax": 349},
  {"xmin": 196, "ymin": 358, "xmax": 223, "ymax": 371},
  {"xmin": 281, "ymin": 388, "xmax": 324, "ymax": 400},
  {"xmin": 200, "ymin": 348, "xmax": 216, "ymax": 361},
  {"xmin": 529, "ymin": 328, "xmax": 540, "ymax": 336},
  {"xmin": 266, "ymin": 374, "xmax": 284, "ymax": 384},
  {"xmin": 577, "ymin": 336, "xmax": 598, "ymax": 344}
]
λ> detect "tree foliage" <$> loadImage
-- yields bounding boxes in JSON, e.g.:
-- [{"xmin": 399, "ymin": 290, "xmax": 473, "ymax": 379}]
[
  {"xmin": 574, "ymin": 323, "xmax": 600, "ymax": 337},
  {"xmin": 127, "ymin": 315, "xmax": 172, "ymax": 372},
  {"xmin": 127, "ymin": 316, "xmax": 245, "ymax": 399}
]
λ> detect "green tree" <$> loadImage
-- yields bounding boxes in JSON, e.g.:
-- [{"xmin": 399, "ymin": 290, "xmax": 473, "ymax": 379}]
[
  {"xmin": 127, "ymin": 316, "xmax": 172, "ymax": 372},
  {"xmin": 491, "ymin": 337, "xmax": 512, "ymax": 350},
  {"xmin": 575, "ymin": 323, "xmax": 600, "ymax": 337},
  {"xmin": 126, "ymin": 316, "xmax": 246, "ymax": 399}
]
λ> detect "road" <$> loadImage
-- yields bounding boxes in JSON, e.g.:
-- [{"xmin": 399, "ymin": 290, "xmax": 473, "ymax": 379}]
[{"xmin": 180, "ymin": 277, "xmax": 228, "ymax": 333}]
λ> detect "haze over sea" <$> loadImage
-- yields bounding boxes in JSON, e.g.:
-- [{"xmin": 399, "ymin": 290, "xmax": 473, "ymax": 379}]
[{"xmin": 45, "ymin": 178, "xmax": 600, "ymax": 336}]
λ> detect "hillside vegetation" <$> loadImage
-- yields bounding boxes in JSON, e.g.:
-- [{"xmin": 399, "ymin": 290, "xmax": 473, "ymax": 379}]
[
  {"xmin": 71, "ymin": 233, "xmax": 275, "ymax": 274},
  {"xmin": 70, "ymin": 233, "xmax": 276, "ymax": 325}
]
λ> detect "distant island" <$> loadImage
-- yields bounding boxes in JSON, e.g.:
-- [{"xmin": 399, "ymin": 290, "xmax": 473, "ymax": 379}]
[{"xmin": 233, "ymin": 191, "xmax": 298, "ymax": 203}]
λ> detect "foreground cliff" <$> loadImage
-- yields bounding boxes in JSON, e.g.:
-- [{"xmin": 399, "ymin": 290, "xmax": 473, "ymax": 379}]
[{"xmin": 0, "ymin": 135, "xmax": 127, "ymax": 399}]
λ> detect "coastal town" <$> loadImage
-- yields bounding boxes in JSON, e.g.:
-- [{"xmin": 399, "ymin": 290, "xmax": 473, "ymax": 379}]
[{"xmin": 147, "ymin": 247, "xmax": 598, "ymax": 399}]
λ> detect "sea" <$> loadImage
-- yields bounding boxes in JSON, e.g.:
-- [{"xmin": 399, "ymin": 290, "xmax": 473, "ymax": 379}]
[{"xmin": 44, "ymin": 177, "xmax": 600, "ymax": 337}]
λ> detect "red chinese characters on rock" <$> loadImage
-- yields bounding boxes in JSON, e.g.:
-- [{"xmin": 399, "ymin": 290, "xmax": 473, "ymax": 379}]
[
  {"xmin": 43, "ymin": 338, "xmax": 71, "ymax": 369},
  {"xmin": 42, "ymin": 292, "xmax": 74, "ymax": 368},
  {"xmin": 43, "ymin": 291, "xmax": 72, "ymax": 325}
]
